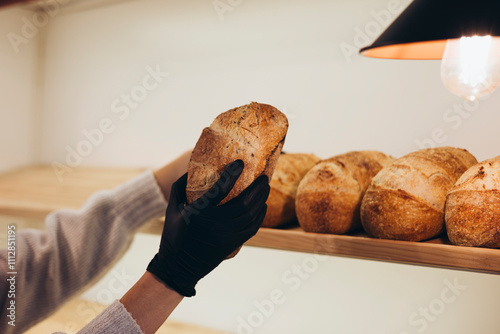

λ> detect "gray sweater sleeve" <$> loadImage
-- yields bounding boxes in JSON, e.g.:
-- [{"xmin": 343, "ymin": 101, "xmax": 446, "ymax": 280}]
[
  {"xmin": 75, "ymin": 300, "xmax": 144, "ymax": 334},
  {"xmin": 0, "ymin": 171, "xmax": 167, "ymax": 334}
]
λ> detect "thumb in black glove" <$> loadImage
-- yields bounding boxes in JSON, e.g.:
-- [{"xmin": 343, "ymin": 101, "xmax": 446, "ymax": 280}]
[{"xmin": 147, "ymin": 160, "xmax": 270, "ymax": 297}]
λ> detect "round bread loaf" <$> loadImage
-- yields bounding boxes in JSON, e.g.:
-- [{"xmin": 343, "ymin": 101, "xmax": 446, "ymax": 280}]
[
  {"xmin": 361, "ymin": 147, "xmax": 477, "ymax": 241},
  {"xmin": 262, "ymin": 153, "xmax": 321, "ymax": 228},
  {"xmin": 445, "ymin": 156, "xmax": 500, "ymax": 248},
  {"xmin": 186, "ymin": 102, "xmax": 288, "ymax": 258},
  {"xmin": 187, "ymin": 102, "xmax": 288, "ymax": 204},
  {"xmin": 295, "ymin": 151, "xmax": 394, "ymax": 234}
]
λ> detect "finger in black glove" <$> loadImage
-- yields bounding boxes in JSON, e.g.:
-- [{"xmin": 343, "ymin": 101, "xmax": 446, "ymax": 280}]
[{"xmin": 147, "ymin": 160, "xmax": 270, "ymax": 297}]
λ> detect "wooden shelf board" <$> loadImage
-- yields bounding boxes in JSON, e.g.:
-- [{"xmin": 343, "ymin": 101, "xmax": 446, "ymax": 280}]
[
  {"xmin": 246, "ymin": 227, "xmax": 500, "ymax": 275},
  {"xmin": 0, "ymin": 165, "xmax": 144, "ymax": 219},
  {"xmin": 1, "ymin": 165, "xmax": 499, "ymax": 275}
]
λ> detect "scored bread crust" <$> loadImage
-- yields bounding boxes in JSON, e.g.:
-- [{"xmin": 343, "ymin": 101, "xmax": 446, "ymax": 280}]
[
  {"xmin": 445, "ymin": 156, "xmax": 500, "ymax": 247},
  {"xmin": 262, "ymin": 153, "xmax": 321, "ymax": 228},
  {"xmin": 361, "ymin": 147, "xmax": 477, "ymax": 241},
  {"xmin": 295, "ymin": 151, "xmax": 394, "ymax": 234},
  {"xmin": 361, "ymin": 187, "xmax": 444, "ymax": 241},
  {"xmin": 186, "ymin": 102, "xmax": 289, "ymax": 204}
]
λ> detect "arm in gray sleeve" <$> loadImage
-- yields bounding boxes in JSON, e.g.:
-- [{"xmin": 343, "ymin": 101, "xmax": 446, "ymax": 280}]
[
  {"xmin": 0, "ymin": 171, "xmax": 167, "ymax": 334},
  {"xmin": 75, "ymin": 300, "xmax": 144, "ymax": 334}
]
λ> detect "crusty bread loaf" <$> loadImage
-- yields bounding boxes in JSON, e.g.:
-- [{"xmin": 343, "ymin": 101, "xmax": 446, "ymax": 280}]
[
  {"xmin": 186, "ymin": 102, "xmax": 288, "ymax": 258},
  {"xmin": 295, "ymin": 151, "xmax": 394, "ymax": 234},
  {"xmin": 262, "ymin": 153, "xmax": 321, "ymax": 228},
  {"xmin": 445, "ymin": 156, "xmax": 500, "ymax": 248},
  {"xmin": 361, "ymin": 147, "xmax": 477, "ymax": 241},
  {"xmin": 187, "ymin": 101, "xmax": 289, "ymax": 204}
]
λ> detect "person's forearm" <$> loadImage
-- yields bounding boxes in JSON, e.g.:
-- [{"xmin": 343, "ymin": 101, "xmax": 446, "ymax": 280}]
[
  {"xmin": 120, "ymin": 272, "xmax": 184, "ymax": 334},
  {"xmin": 0, "ymin": 171, "xmax": 167, "ymax": 334},
  {"xmin": 154, "ymin": 150, "xmax": 191, "ymax": 202}
]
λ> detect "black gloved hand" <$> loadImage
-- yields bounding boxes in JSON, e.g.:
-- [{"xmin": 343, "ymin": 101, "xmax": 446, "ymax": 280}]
[{"xmin": 147, "ymin": 160, "xmax": 270, "ymax": 297}]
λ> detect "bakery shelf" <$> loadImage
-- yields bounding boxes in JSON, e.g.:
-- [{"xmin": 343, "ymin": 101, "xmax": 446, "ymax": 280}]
[
  {"xmin": 1, "ymin": 165, "xmax": 499, "ymax": 275},
  {"xmin": 0, "ymin": 165, "xmax": 145, "ymax": 220},
  {"xmin": 246, "ymin": 228, "xmax": 500, "ymax": 275}
]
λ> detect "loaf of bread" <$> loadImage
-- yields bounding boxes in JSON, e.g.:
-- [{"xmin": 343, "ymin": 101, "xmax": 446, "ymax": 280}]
[
  {"xmin": 445, "ymin": 156, "xmax": 500, "ymax": 248},
  {"xmin": 262, "ymin": 153, "xmax": 321, "ymax": 228},
  {"xmin": 295, "ymin": 151, "xmax": 394, "ymax": 234},
  {"xmin": 186, "ymin": 102, "xmax": 288, "ymax": 258},
  {"xmin": 186, "ymin": 102, "xmax": 289, "ymax": 204},
  {"xmin": 361, "ymin": 147, "xmax": 477, "ymax": 241}
]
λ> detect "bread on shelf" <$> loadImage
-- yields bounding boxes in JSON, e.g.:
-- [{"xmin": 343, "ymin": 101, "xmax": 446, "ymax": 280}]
[
  {"xmin": 296, "ymin": 151, "xmax": 393, "ymax": 234},
  {"xmin": 262, "ymin": 153, "xmax": 320, "ymax": 228},
  {"xmin": 445, "ymin": 155, "xmax": 500, "ymax": 248},
  {"xmin": 361, "ymin": 147, "xmax": 477, "ymax": 241}
]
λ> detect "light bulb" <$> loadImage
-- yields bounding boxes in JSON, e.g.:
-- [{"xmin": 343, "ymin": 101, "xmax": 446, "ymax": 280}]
[{"xmin": 441, "ymin": 36, "xmax": 500, "ymax": 101}]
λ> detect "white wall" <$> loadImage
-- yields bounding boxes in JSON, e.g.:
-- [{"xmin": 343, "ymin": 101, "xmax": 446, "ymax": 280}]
[
  {"xmin": 40, "ymin": 0, "xmax": 500, "ymax": 170},
  {"xmin": 0, "ymin": 6, "xmax": 39, "ymax": 173},
  {"xmin": 36, "ymin": 0, "xmax": 500, "ymax": 333}
]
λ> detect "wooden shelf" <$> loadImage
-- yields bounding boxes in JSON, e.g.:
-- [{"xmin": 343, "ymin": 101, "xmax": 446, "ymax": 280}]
[
  {"xmin": 246, "ymin": 227, "xmax": 500, "ymax": 275},
  {"xmin": 1, "ymin": 165, "xmax": 499, "ymax": 275},
  {"xmin": 0, "ymin": 165, "xmax": 144, "ymax": 220}
]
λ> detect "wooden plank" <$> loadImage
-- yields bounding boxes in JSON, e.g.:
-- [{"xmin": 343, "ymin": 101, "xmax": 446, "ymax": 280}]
[
  {"xmin": 246, "ymin": 227, "xmax": 500, "ymax": 274},
  {"xmin": 0, "ymin": 165, "xmax": 144, "ymax": 220}
]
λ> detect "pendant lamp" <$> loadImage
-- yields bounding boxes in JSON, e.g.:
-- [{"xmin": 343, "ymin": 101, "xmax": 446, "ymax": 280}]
[{"xmin": 360, "ymin": 0, "xmax": 500, "ymax": 101}]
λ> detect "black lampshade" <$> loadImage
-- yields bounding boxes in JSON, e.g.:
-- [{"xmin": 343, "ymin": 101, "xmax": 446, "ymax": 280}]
[{"xmin": 360, "ymin": 0, "xmax": 500, "ymax": 59}]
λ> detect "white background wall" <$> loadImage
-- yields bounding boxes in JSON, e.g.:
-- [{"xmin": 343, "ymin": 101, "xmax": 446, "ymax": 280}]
[
  {"xmin": 39, "ymin": 0, "xmax": 500, "ymax": 170},
  {"xmin": 0, "ymin": 6, "xmax": 39, "ymax": 173},
  {"xmin": 3, "ymin": 0, "xmax": 500, "ymax": 333}
]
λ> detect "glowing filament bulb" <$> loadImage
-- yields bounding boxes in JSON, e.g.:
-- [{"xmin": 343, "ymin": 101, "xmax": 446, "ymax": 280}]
[{"xmin": 441, "ymin": 35, "xmax": 500, "ymax": 101}]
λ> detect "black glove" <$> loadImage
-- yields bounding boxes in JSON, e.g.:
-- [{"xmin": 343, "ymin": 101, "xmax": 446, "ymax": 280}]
[{"xmin": 147, "ymin": 160, "xmax": 270, "ymax": 297}]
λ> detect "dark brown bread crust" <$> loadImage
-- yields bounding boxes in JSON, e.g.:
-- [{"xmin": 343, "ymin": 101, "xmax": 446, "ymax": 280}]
[
  {"xmin": 262, "ymin": 188, "xmax": 296, "ymax": 228},
  {"xmin": 262, "ymin": 153, "xmax": 320, "ymax": 228},
  {"xmin": 361, "ymin": 187, "xmax": 443, "ymax": 241},
  {"xmin": 186, "ymin": 102, "xmax": 289, "ymax": 204},
  {"xmin": 295, "ymin": 151, "xmax": 394, "ymax": 234},
  {"xmin": 361, "ymin": 147, "xmax": 477, "ymax": 241},
  {"xmin": 446, "ymin": 191, "xmax": 500, "ymax": 247},
  {"xmin": 445, "ymin": 156, "xmax": 500, "ymax": 248}
]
